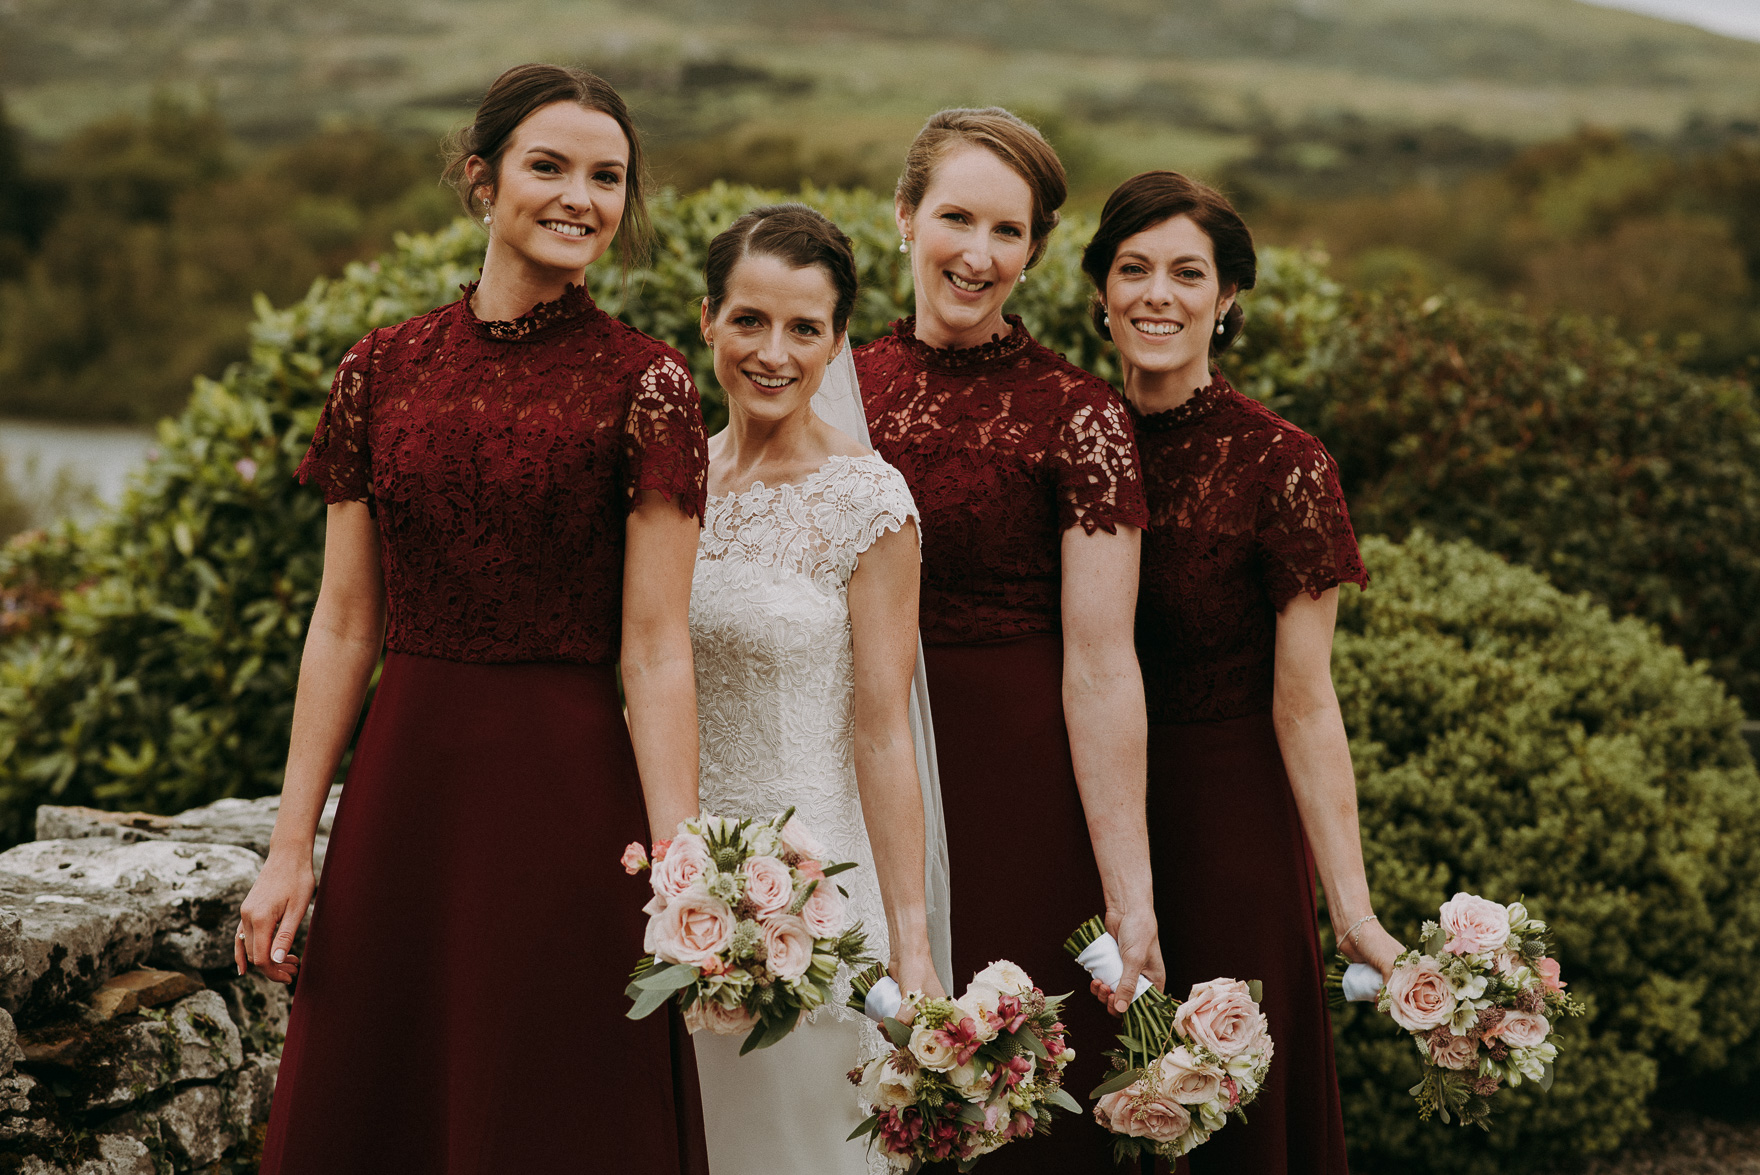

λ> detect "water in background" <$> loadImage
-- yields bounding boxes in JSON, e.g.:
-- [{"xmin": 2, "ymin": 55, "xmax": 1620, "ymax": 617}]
[{"xmin": 0, "ymin": 418, "xmax": 156, "ymax": 531}]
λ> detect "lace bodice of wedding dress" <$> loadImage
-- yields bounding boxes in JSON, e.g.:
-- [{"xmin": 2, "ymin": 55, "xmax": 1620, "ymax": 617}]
[{"xmin": 691, "ymin": 453, "xmax": 918, "ymax": 1017}]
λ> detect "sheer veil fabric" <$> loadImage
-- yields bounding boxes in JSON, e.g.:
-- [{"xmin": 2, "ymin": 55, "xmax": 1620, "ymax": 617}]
[{"xmin": 814, "ymin": 340, "xmax": 955, "ymax": 997}]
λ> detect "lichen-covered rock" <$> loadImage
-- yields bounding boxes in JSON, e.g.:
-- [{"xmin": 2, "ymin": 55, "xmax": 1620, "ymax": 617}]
[
  {"xmin": 0, "ymin": 1070, "xmax": 58, "ymax": 1149},
  {"xmin": 93, "ymin": 1133, "xmax": 156, "ymax": 1175},
  {"xmin": 0, "ymin": 1007, "xmax": 23, "ymax": 1077},
  {"xmin": 0, "ymin": 839, "xmax": 263, "ymax": 1001},
  {"xmin": 220, "ymin": 971, "xmax": 289, "ymax": 1055},
  {"xmin": 35, "ymin": 786, "xmax": 340, "ymax": 875},
  {"xmin": 230, "ymin": 1053, "xmax": 278, "ymax": 1130},
  {"xmin": 79, "ymin": 990, "xmax": 242, "ymax": 1110},
  {"xmin": 0, "ymin": 873, "xmax": 157, "ymax": 1017},
  {"xmin": 155, "ymin": 1082, "xmax": 237, "ymax": 1167}
]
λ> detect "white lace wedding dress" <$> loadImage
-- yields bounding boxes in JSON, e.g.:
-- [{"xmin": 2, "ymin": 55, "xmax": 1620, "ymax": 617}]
[{"xmin": 690, "ymin": 452, "xmax": 918, "ymax": 1175}]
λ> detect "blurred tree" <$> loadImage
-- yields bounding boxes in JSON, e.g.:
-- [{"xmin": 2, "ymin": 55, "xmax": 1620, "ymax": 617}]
[{"xmin": 0, "ymin": 96, "xmax": 56, "ymax": 281}]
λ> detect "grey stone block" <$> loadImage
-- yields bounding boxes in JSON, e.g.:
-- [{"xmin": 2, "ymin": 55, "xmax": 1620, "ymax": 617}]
[
  {"xmin": 35, "ymin": 785, "xmax": 340, "ymax": 875},
  {"xmin": 220, "ymin": 970, "xmax": 290, "ymax": 1055},
  {"xmin": 81, "ymin": 990, "xmax": 242, "ymax": 1110},
  {"xmin": 156, "ymin": 1082, "xmax": 237, "ymax": 1168},
  {"xmin": 0, "ymin": 1007, "xmax": 23, "ymax": 1077},
  {"xmin": 94, "ymin": 1133, "xmax": 156, "ymax": 1175}
]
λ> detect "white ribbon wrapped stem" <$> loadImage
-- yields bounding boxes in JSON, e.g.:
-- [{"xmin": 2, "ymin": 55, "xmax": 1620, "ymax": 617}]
[
  {"xmin": 1342, "ymin": 962, "xmax": 1382, "ymax": 1002},
  {"xmin": 1073, "ymin": 932, "xmax": 1155, "ymax": 1002},
  {"xmin": 863, "ymin": 976, "xmax": 904, "ymax": 1023}
]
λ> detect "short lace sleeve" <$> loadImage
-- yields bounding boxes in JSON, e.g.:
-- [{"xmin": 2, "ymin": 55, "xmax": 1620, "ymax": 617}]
[
  {"xmin": 1257, "ymin": 434, "xmax": 1369, "ymax": 609},
  {"xmin": 840, "ymin": 460, "xmax": 921, "ymax": 580},
  {"xmin": 1052, "ymin": 392, "xmax": 1150, "ymax": 535},
  {"xmin": 297, "ymin": 331, "xmax": 376, "ymax": 505},
  {"xmin": 623, "ymin": 353, "xmax": 709, "ymax": 519}
]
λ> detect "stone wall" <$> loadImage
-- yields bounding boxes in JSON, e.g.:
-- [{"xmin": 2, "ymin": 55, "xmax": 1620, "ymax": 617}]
[{"xmin": 0, "ymin": 790, "xmax": 338, "ymax": 1174}]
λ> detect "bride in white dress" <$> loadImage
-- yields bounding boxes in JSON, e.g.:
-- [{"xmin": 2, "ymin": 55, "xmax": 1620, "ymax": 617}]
[{"xmin": 688, "ymin": 204, "xmax": 953, "ymax": 1173}]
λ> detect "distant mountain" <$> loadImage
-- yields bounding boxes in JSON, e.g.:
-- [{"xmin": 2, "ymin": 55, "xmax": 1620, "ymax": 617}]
[{"xmin": 3, "ymin": 0, "xmax": 1757, "ymax": 145}]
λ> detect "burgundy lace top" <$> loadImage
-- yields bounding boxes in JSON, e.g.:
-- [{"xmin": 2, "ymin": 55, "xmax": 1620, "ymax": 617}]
[
  {"xmin": 296, "ymin": 283, "xmax": 709, "ymax": 666},
  {"xmin": 859, "ymin": 316, "xmax": 1149, "ymax": 645},
  {"xmin": 1135, "ymin": 375, "xmax": 1367, "ymax": 724}
]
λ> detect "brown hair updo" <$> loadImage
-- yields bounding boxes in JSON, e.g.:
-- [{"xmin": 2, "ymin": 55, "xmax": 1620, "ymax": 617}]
[
  {"xmin": 1081, "ymin": 171, "xmax": 1257, "ymax": 353},
  {"xmin": 442, "ymin": 63, "xmax": 654, "ymax": 268},
  {"xmin": 703, "ymin": 203, "xmax": 860, "ymax": 335},
  {"xmin": 895, "ymin": 107, "xmax": 1067, "ymax": 269}
]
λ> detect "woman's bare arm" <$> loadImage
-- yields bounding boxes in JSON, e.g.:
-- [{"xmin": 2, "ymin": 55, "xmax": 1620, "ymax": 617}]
[
  {"xmin": 1062, "ymin": 523, "xmax": 1164, "ymax": 1013},
  {"xmin": 1273, "ymin": 588, "xmax": 1403, "ymax": 977},
  {"xmin": 237, "ymin": 500, "xmax": 385, "ymax": 981},
  {"xmin": 848, "ymin": 519, "xmax": 945, "ymax": 999},
  {"xmin": 622, "ymin": 489, "xmax": 703, "ymax": 843}
]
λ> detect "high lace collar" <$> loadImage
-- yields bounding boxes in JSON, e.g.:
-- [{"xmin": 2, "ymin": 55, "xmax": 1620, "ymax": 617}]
[
  {"xmin": 459, "ymin": 281, "xmax": 600, "ymax": 342},
  {"xmin": 891, "ymin": 315, "xmax": 1034, "ymax": 373},
  {"xmin": 1128, "ymin": 372, "xmax": 1235, "ymax": 433}
]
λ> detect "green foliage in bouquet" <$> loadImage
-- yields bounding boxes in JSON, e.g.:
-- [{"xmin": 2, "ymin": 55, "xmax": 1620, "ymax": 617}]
[
  {"xmin": 1229, "ymin": 259, "xmax": 1760, "ymax": 715},
  {"xmin": 1326, "ymin": 533, "xmax": 1760, "ymax": 1174}
]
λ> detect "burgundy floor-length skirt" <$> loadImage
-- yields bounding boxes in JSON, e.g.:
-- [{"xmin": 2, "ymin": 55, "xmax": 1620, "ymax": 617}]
[
  {"xmin": 1148, "ymin": 712, "xmax": 1349, "ymax": 1175},
  {"xmin": 924, "ymin": 634, "xmax": 1129, "ymax": 1173},
  {"xmin": 260, "ymin": 652, "xmax": 708, "ymax": 1175}
]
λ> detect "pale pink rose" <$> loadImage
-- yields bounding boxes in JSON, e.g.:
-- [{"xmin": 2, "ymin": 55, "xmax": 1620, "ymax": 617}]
[
  {"xmin": 684, "ymin": 999, "xmax": 757, "ymax": 1036},
  {"xmin": 1094, "ymin": 1083, "xmax": 1191, "ymax": 1142},
  {"xmin": 651, "ymin": 833, "xmax": 710, "ymax": 900},
  {"xmin": 794, "ymin": 859, "xmax": 826, "ymax": 881},
  {"xmin": 762, "ymin": 913, "xmax": 815, "ymax": 980},
  {"xmin": 1385, "ymin": 957, "xmax": 1458, "ymax": 1033},
  {"xmin": 1426, "ymin": 1028, "xmax": 1480, "ymax": 1070},
  {"xmin": 1156, "ymin": 1047, "xmax": 1223, "ymax": 1105},
  {"xmin": 1484, "ymin": 1009, "xmax": 1549, "ymax": 1049},
  {"xmin": 742, "ymin": 856, "xmax": 793, "ymax": 916},
  {"xmin": 652, "ymin": 885, "xmax": 734, "ymax": 967},
  {"xmin": 1536, "ymin": 957, "xmax": 1567, "ymax": 993},
  {"xmin": 1439, "ymin": 892, "xmax": 1511, "ymax": 956},
  {"xmin": 801, "ymin": 881, "xmax": 848, "ymax": 938},
  {"xmin": 621, "ymin": 842, "xmax": 648, "ymax": 875},
  {"xmin": 1175, "ymin": 979, "xmax": 1268, "ymax": 1059},
  {"xmin": 780, "ymin": 817, "xmax": 826, "ymax": 861}
]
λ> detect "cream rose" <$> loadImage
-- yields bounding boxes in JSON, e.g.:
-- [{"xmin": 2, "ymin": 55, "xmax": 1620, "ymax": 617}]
[
  {"xmin": 1157, "ymin": 1047, "xmax": 1224, "ymax": 1105},
  {"xmin": 683, "ymin": 999, "xmax": 757, "ymax": 1036},
  {"xmin": 908, "ymin": 1024, "xmax": 960, "ymax": 1072},
  {"xmin": 1384, "ymin": 957, "xmax": 1458, "ymax": 1033},
  {"xmin": 1440, "ymin": 892, "xmax": 1511, "ymax": 956},
  {"xmin": 1175, "ymin": 979, "xmax": 1268, "ymax": 1059},
  {"xmin": 761, "ymin": 913, "xmax": 815, "ymax": 981},
  {"xmin": 652, "ymin": 832, "xmax": 711, "ymax": 900},
  {"xmin": 947, "ymin": 1060, "xmax": 993, "ymax": 1101},
  {"xmin": 801, "ymin": 881, "xmax": 848, "ymax": 938},
  {"xmin": 864, "ymin": 1057, "xmax": 918, "ymax": 1109},
  {"xmin": 1094, "ymin": 1084, "xmax": 1191, "ymax": 1143},
  {"xmin": 1485, "ymin": 1010, "xmax": 1550, "ymax": 1050},
  {"xmin": 779, "ymin": 817, "xmax": 826, "ymax": 861},
  {"xmin": 1427, "ymin": 1029, "xmax": 1480, "ymax": 1070},
  {"xmin": 966, "ymin": 960, "xmax": 1034, "ymax": 1012},
  {"xmin": 652, "ymin": 885, "xmax": 734, "ymax": 967},
  {"xmin": 742, "ymin": 856, "xmax": 792, "ymax": 917}
]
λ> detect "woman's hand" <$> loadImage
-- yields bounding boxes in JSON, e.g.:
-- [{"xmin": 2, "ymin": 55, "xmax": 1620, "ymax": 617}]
[
  {"xmin": 1339, "ymin": 917, "xmax": 1404, "ymax": 982},
  {"xmin": 236, "ymin": 846, "xmax": 315, "ymax": 984},
  {"xmin": 889, "ymin": 949, "xmax": 947, "ymax": 1001}
]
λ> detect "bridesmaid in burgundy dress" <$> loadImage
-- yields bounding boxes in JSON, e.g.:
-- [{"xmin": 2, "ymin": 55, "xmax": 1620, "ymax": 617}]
[
  {"xmin": 1082, "ymin": 171, "xmax": 1405, "ymax": 1174},
  {"xmin": 860, "ymin": 108, "xmax": 1163, "ymax": 1173},
  {"xmin": 235, "ymin": 65, "xmax": 709, "ymax": 1173}
]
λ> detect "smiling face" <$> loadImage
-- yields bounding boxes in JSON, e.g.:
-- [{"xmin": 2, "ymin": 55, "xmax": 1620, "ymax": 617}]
[
  {"xmin": 469, "ymin": 100, "xmax": 630, "ymax": 281},
  {"xmin": 897, "ymin": 144, "xmax": 1034, "ymax": 350},
  {"xmin": 1103, "ymin": 214, "xmax": 1236, "ymax": 395},
  {"xmin": 702, "ymin": 251, "xmax": 846, "ymax": 427}
]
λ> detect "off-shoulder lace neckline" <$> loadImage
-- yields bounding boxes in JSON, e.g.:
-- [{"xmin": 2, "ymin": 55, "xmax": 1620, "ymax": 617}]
[
  {"xmin": 460, "ymin": 280, "xmax": 601, "ymax": 342},
  {"xmin": 1129, "ymin": 373, "xmax": 1235, "ymax": 433},
  {"xmin": 890, "ymin": 315, "xmax": 1033, "ymax": 372},
  {"xmin": 708, "ymin": 451, "xmax": 887, "ymax": 508}
]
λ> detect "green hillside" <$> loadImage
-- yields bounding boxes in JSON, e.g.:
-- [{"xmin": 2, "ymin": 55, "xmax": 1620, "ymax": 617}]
[{"xmin": 4, "ymin": 0, "xmax": 1758, "ymax": 184}]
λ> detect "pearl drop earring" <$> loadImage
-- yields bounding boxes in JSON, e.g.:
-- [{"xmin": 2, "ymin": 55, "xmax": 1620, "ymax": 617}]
[
  {"xmin": 1102, "ymin": 312, "xmax": 1110, "ymax": 327},
  {"xmin": 899, "ymin": 238, "xmax": 909, "ymax": 254},
  {"xmin": 1216, "ymin": 318, "xmax": 1226, "ymax": 336}
]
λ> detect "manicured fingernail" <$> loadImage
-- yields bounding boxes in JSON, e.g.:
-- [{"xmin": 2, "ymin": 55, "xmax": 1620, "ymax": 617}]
[{"xmin": 272, "ymin": 949, "xmax": 285, "ymax": 963}]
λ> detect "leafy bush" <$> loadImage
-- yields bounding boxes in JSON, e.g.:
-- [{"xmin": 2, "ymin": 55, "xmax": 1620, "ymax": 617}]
[
  {"xmin": 1330, "ymin": 533, "xmax": 1760, "ymax": 1174},
  {"xmin": 1230, "ymin": 255, "xmax": 1760, "ymax": 715}
]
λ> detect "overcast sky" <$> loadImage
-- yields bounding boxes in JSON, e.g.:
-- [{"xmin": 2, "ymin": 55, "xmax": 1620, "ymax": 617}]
[{"xmin": 1578, "ymin": 0, "xmax": 1760, "ymax": 40}]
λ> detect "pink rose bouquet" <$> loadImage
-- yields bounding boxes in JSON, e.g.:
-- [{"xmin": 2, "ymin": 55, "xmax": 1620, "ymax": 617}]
[
  {"xmin": 1333, "ymin": 893, "xmax": 1584, "ymax": 1129},
  {"xmin": 1064, "ymin": 916, "xmax": 1274, "ymax": 1163},
  {"xmin": 623, "ymin": 809, "xmax": 872, "ymax": 1053},
  {"xmin": 844, "ymin": 960, "xmax": 1080, "ymax": 1170}
]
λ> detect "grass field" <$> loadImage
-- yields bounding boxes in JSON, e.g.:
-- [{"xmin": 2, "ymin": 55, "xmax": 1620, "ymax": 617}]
[{"xmin": 4, "ymin": 0, "xmax": 1759, "ymax": 193}]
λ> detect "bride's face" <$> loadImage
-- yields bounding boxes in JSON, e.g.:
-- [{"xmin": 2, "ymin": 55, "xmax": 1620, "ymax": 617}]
[
  {"xmin": 702, "ymin": 252, "xmax": 847, "ymax": 426},
  {"xmin": 897, "ymin": 143, "xmax": 1034, "ymax": 350}
]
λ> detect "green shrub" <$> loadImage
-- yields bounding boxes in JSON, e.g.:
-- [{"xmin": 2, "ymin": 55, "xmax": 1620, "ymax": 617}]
[
  {"xmin": 1330, "ymin": 532, "xmax": 1760, "ymax": 1174},
  {"xmin": 1229, "ymin": 265, "xmax": 1760, "ymax": 715}
]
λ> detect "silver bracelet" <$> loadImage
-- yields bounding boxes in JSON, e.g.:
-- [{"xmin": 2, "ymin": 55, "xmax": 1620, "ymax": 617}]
[{"xmin": 1340, "ymin": 913, "xmax": 1379, "ymax": 950}]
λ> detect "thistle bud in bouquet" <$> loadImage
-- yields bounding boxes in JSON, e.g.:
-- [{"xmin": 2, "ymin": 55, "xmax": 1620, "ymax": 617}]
[
  {"xmin": 622, "ymin": 808, "xmax": 874, "ymax": 1054},
  {"xmin": 845, "ymin": 960, "xmax": 1081, "ymax": 1170}
]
